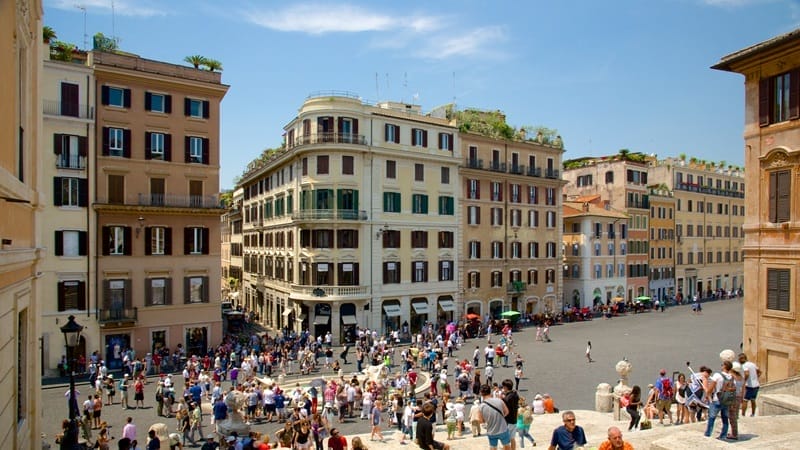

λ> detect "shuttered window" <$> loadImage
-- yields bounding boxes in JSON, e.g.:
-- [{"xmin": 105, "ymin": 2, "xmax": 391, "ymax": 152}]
[
  {"xmin": 766, "ymin": 268, "xmax": 791, "ymax": 312},
  {"xmin": 769, "ymin": 170, "xmax": 791, "ymax": 223}
]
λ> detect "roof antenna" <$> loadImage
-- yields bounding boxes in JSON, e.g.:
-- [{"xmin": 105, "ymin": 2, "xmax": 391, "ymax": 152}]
[
  {"xmin": 375, "ymin": 72, "xmax": 379, "ymax": 101},
  {"xmin": 111, "ymin": 0, "xmax": 117, "ymax": 44},
  {"xmin": 75, "ymin": 4, "xmax": 87, "ymax": 50}
]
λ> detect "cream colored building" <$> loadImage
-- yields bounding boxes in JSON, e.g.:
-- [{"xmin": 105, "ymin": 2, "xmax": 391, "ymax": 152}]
[
  {"xmin": 40, "ymin": 53, "xmax": 97, "ymax": 374},
  {"xmin": 563, "ymin": 200, "xmax": 629, "ymax": 308},
  {"xmin": 713, "ymin": 28, "xmax": 800, "ymax": 381},
  {"xmin": 647, "ymin": 185, "xmax": 676, "ymax": 302},
  {"xmin": 648, "ymin": 157, "xmax": 745, "ymax": 300},
  {"xmin": 238, "ymin": 94, "xmax": 459, "ymax": 344},
  {"xmin": 562, "ymin": 156, "xmax": 650, "ymax": 301},
  {"xmin": 459, "ymin": 130, "xmax": 565, "ymax": 317},
  {"xmin": 92, "ymin": 51, "xmax": 228, "ymax": 366},
  {"xmin": 221, "ymin": 187, "xmax": 243, "ymax": 304},
  {"xmin": 0, "ymin": 0, "xmax": 43, "ymax": 447}
]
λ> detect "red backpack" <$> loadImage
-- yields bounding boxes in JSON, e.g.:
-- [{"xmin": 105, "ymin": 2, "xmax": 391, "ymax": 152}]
[{"xmin": 659, "ymin": 377, "xmax": 674, "ymax": 400}]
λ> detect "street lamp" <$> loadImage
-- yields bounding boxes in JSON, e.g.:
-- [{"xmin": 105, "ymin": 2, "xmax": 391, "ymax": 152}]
[{"xmin": 60, "ymin": 315, "xmax": 83, "ymax": 448}]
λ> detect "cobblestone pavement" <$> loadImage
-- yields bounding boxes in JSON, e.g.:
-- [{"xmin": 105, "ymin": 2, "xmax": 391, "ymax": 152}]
[{"xmin": 42, "ymin": 298, "xmax": 743, "ymax": 447}]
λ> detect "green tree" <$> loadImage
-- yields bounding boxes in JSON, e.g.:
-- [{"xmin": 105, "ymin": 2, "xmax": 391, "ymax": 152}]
[
  {"xmin": 50, "ymin": 40, "xmax": 76, "ymax": 61},
  {"xmin": 43, "ymin": 26, "xmax": 56, "ymax": 43},
  {"xmin": 184, "ymin": 55, "xmax": 208, "ymax": 69},
  {"xmin": 93, "ymin": 32, "xmax": 118, "ymax": 52},
  {"xmin": 204, "ymin": 58, "xmax": 223, "ymax": 72}
]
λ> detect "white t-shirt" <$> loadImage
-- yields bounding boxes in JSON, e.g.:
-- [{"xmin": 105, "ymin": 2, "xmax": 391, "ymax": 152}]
[
  {"xmin": 742, "ymin": 361, "xmax": 760, "ymax": 388},
  {"xmin": 710, "ymin": 372, "xmax": 730, "ymax": 402}
]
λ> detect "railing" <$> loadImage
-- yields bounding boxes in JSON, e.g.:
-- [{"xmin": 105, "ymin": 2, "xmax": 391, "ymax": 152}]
[
  {"xmin": 527, "ymin": 167, "xmax": 542, "ymax": 177},
  {"xmin": 488, "ymin": 161, "xmax": 507, "ymax": 173},
  {"xmin": 291, "ymin": 209, "xmax": 368, "ymax": 220},
  {"xmin": 137, "ymin": 193, "xmax": 222, "ymax": 209},
  {"xmin": 507, "ymin": 282, "xmax": 527, "ymax": 293},
  {"xmin": 291, "ymin": 285, "xmax": 369, "ymax": 297},
  {"xmin": 292, "ymin": 132, "xmax": 367, "ymax": 147},
  {"xmin": 626, "ymin": 200, "xmax": 650, "ymax": 209},
  {"xmin": 98, "ymin": 307, "xmax": 138, "ymax": 323},
  {"xmin": 56, "ymin": 154, "xmax": 86, "ymax": 169},
  {"xmin": 509, "ymin": 164, "xmax": 525, "ymax": 175},
  {"xmin": 545, "ymin": 168, "xmax": 560, "ymax": 179},
  {"xmin": 465, "ymin": 158, "xmax": 483, "ymax": 169},
  {"xmin": 675, "ymin": 182, "xmax": 744, "ymax": 198},
  {"xmin": 43, "ymin": 100, "xmax": 94, "ymax": 119}
]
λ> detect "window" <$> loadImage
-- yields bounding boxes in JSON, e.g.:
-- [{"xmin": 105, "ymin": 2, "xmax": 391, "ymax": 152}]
[
  {"xmin": 766, "ymin": 268, "xmax": 790, "ymax": 311},
  {"xmin": 438, "ymin": 196, "xmax": 454, "ymax": 215},
  {"xmin": 510, "ymin": 184, "xmax": 521, "ymax": 203},
  {"xmin": 529, "ymin": 210, "xmax": 539, "ymax": 228},
  {"xmin": 468, "ymin": 271, "xmax": 481, "ymax": 289},
  {"xmin": 546, "ymin": 269, "xmax": 555, "ymax": 284},
  {"xmin": 146, "ymin": 132, "xmax": 169, "ymax": 161},
  {"xmin": 412, "ymin": 261, "xmax": 428, "ymax": 282},
  {"xmin": 528, "ymin": 186, "xmax": 538, "ymax": 204},
  {"xmin": 491, "ymin": 241, "xmax": 503, "ymax": 259},
  {"xmin": 594, "ymin": 242, "xmax": 601, "ymax": 256},
  {"xmin": 342, "ymin": 155, "xmax": 354, "ymax": 175},
  {"xmin": 185, "ymin": 136, "xmax": 208, "ymax": 164},
  {"xmin": 185, "ymin": 276, "xmax": 209, "ymax": 303},
  {"xmin": 468, "ymin": 240, "xmax": 481, "ymax": 259},
  {"xmin": 145, "ymin": 92, "xmax": 171, "ymax": 113},
  {"xmin": 491, "ymin": 271, "xmax": 503, "ymax": 288},
  {"xmin": 415, "ymin": 164, "xmax": 424, "ymax": 181},
  {"xmin": 411, "ymin": 128, "xmax": 428, "ymax": 147},
  {"xmin": 383, "ymin": 230, "xmax": 400, "ymax": 248},
  {"xmin": 769, "ymin": 170, "xmax": 791, "ymax": 223},
  {"xmin": 467, "ymin": 206, "xmax": 481, "ymax": 225},
  {"xmin": 317, "ymin": 155, "xmax": 329, "ymax": 174},
  {"xmin": 338, "ymin": 263, "xmax": 360, "ymax": 286},
  {"xmin": 490, "ymin": 207, "xmax": 503, "ymax": 226},
  {"xmin": 438, "ymin": 231, "xmax": 454, "ymax": 248},
  {"xmin": 101, "ymin": 86, "xmax": 130, "ymax": 108},
  {"xmin": 386, "ymin": 160, "xmax": 396, "ymax": 179},
  {"xmin": 385, "ymin": 124, "xmax": 400, "ymax": 143},
  {"xmin": 595, "ymin": 264, "xmax": 602, "ymax": 279},
  {"xmin": 383, "ymin": 192, "xmax": 401, "ymax": 212},
  {"xmin": 184, "ymin": 227, "xmax": 209, "ymax": 255},
  {"xmin": 104, "ymin": 127, "xmax": 127, "ymax": 157},
  {"xmin": 760, "ymin": 71, "xmax": 797, "ymax": 126},
  {"xmin": 58, "ymin": 280, "xmax": 86, "ymax": 311},
  {"xmin": 528, "ymin": 269, "xmax": 538, "ymax": 285},
  {"xmin": 337, "ymin": 229, "xmax": 358, "ymax": 248},
  {"xmin": 412, "ymin": 194, "xmax": 428, "ymax": 214},
  {"xmin": 383, "ymin": 262, "xmax": 401, "ymax": 284},
  {"xmin": 438, "ymin": 132, "xmax": 454, "ymax": 151},
  {"xmin": 104, "ymin": 226, "xmax": 130, "ymax": 255},
  {"xmin": 55, "ymin": 230, "xmax": 87, "ymax": 256},
  {"xmin": 510, "ymin": 209, "xmax": 521, "ymax": 227},
  {"xmin": 411, "ymin": 231, "xmax": 428, "ymax": 248},
  {"xmin": 546, "ymin": 211, "xmax": 556, "ymax": 228},
  {"xmin": 146, "ymin": 278, "xmax": 171, "ymax": 306},
  {"xmin": 54, "ymin": 133, "xmax": 87, "ymax": 168},
  {"xmin": 312, "ymin": 229, "xmax": 333, "ymax": 248},
  {"xmin": 145, "ymin": 227, "xmax": 171, "ymax": 255},
  {"xmin": 510, "ymin": 241, "xmax": 522, "ymax": 258},
  {"xmin": 529, "ymin": 241, "xmax": 539, "ymax": 258},
  {"xmin": 467, "ymin": 179, "xmax": 480, "ymax": 199},
  {"xmin": 439, "ymin": 261, "xmax": 453, "ymax": 281},
  {"xmin": 53, "ymin": 177, "xmax": 87, "ymax": 207},
  {"xmin": 546, "ymin": 188, "xmax": 556, "ymax": 205},
  {"xmin": 107, "ymin": 174, "xmax": 125, "ymax": 204},
  {"xmin": 441, "ymin": 167, "xmax": 450, "ymax": 184},
  {"xmin": 185, "ymin": 98, "xmax": 209, "ymax": 119},
  {"xmin": 605, "ymin": 171, "xmax": 614, "ymax": 183},
  {"xmin": 491, "ymin": 182, "xmax": 503, "ymax": 201}
]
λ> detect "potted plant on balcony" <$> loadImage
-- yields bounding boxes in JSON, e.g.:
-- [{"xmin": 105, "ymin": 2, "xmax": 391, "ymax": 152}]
[
  {"xmin": 43, "ymin": 25, "xmax": 56, "ymax": 44},
  {"xmin": 204, "ymin": 58, "xmax": 223, "ymax": 72},
  {"xmin": 184, "ymin": 54, "xmax": 208, "ymax": 69}
]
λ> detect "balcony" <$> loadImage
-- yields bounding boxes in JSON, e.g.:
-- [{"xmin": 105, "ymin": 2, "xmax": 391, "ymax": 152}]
[
  {"xmin": 291, "ymin": 209, "xmax": 368, "ymax": 221},
  {"xmin": 465, "ymin": 158, "xmax": 483, "ymax": 169},
  {"xmin": 509, "ymin": 164, "xmax": 525, "ymax": 175},
  {"xmin": 675, "ymin": 182, "xmax": 744, "ymax": 199},
  {"xmin": 43, "ymin": 100, "xmax": 94, "ymax": 119},
  {"xmin": 488, "ymin": 161, "xmax": 507, "ymax": 173},
  {"xmin": 137, "ymin": 193, "xmax": 222, "ymax": 209},
  {"xmin": 56, "ymin": 154, "xmax": 86, "ymax": 169},
  {"xmin": 291, "ymin": 284, "xmax": 369, "ymax": 298},
  {"xmin": 292, "ymin": 132, "xmax": 367, "ymax": 148},
  {"xmin": 98, "ymin": 307, "xmax": 138, "ymax": 326},
  {"xmin": 626, "ymin": 200, "xmax": 650, "ymax": 209},
  {"xmin": 507, "ymin": 281, "xmax": 527, "ymax": 293},
  {"xmin": 545, "ymin": 168, "xmax": 560, "ymax": 179},
  {"xmin": 527, "ymin": 167, "xmax": 542, "ymax": 177}
]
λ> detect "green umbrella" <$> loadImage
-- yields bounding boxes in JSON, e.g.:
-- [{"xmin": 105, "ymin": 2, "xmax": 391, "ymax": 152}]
[
  {"xmin": 635, "ymin": 295, "xmax": 651, "ymax": 302},
  {"xmin": 500, "ymin": 310, "xmax": 521, "ymax": 318}
]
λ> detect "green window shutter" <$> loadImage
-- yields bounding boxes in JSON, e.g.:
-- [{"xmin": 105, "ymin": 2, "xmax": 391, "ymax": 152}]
[
  {"xmin": 352, "ymin": 190, "xmax": 359, "ymax": 211},
  {"xmin": 422, "ymin": 195, "xmax": 428, "ymax": 214},
  {"xmin": 337, "ymin": 189, "xmax": 344, "ymax": 210},
  {"xmin": 287, "ymin": 195, "xmax": 293, "ymax": 213},
  {"xmin": 383, "ymin": 192, "xmax": 390, "ymax": 212}
]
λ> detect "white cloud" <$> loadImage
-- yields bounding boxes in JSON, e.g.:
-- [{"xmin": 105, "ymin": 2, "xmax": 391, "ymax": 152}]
[
  {"xmin": 247, "ymin": 3, "xmax": 400, "ymax": 34},
  {"xmin": 700, "ymin": 0, "xmax": 770, "ymax": 7},
  {"xmin": 50, "ymin": 0, "xmax": 166, "ymax": 17},
  {"xmin": 416, "ymin": 26, "xmax": 508, "ymax": 60}
]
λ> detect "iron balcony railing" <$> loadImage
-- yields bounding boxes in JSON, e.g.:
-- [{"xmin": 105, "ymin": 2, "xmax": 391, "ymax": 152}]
[
  {"xmin": 527, "ymin": 167, "xmax": 542, "ymax": 177},
  {"xmin": 291, "ymin": 209, "xmax": 368, "ymax": 220},
  {"xmin": 137, "ymin": 193, "xmax": 223, "ymax": 209},
  {"xmin": 509, "ymin": 164, "xmax": 525, "ymax": 175},
  {"xmin": 291, "ymin": 285, "xmax": 369, "ymax": 297},
  {"xmin": 98, "ymin": 307, "xmax": 138, "ymax": 323},
  {"xmin": 465, "ymin": 158, "xmax": 483, "ymax": 169},
  {"xmin": 292, "ymin": 132, "xmax": 367, "ymax": 147},
  {"xmin": 488, "ymin": 161, "xmax": 507, "ymax": 173},
  {"xmin": 56, "ymin": 154, "xmax": 86, "ymax": 169},
  {"xmin": 43, "ymin": 100, "xmax": 94, "ymax": 119},
  {"xmin": 545, "ymin": 168, "xmax": 560, "ymax": 179},
  {"xmin": 507, "ymin": 282, "xmax": 527, "ymax": 293}
]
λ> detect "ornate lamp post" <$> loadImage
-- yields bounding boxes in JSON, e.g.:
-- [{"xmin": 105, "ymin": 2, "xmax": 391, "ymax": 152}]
[{"xmin": 60, "ymin": 315, "xmax": 83, "ymax": 448}]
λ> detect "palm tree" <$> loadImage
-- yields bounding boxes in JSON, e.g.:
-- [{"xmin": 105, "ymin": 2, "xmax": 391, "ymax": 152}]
[
  {"xmin": 43, "ymin": 26, "xmax": 56, "ymax": 44},
  {"xmin": 204, "ymin": 58, "xmax": 223, "ymax": 72},
  {"xmin": 678, "ymin": 153, "xmax": 686, "ymax": 161},
  {"xmin": 184, "ymin": 55, "xmax": 208, "ymax": 69}
]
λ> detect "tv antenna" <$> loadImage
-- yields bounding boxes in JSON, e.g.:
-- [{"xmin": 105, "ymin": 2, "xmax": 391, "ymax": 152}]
[
  {"xmin": 75, "ymin": 4, "xmax": 87, "ymax": 49},
  {"xmin": 111, "ymin": 0, "xmax": 116, "ymax": 43}
]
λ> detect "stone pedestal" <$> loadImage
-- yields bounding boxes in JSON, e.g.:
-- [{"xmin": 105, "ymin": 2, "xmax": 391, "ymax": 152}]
[{"xmin": 595, "ymin": 383, "xmax": 613, "ymax": 412}]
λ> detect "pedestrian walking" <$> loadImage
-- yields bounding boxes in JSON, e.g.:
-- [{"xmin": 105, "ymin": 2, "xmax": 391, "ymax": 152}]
[{"xmin": 586, "ymin": 342, "xmax": 594, "ymax": 363}]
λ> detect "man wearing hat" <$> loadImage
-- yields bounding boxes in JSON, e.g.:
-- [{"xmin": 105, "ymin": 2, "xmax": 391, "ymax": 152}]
[
  {"xmin": 104, "ymin": 374, "xmax": 116, "ymax": 406},
  {"xmin": 200, "ymin": 434, "xmax": 218, "ymax": 450},
  {"xmin": 654, "ymin": 369, "xmax": 674, "ymax": 425},
  {"xmin": 119, "ymin": 374, "xmax": 130, "ymax": 409}
]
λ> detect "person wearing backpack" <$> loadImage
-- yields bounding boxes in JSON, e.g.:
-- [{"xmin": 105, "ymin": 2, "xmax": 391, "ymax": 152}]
[
  {"xmin": 703, "ymin": 362, "xmax": 731, "ymax": 439},
  {"xmin": 654, "ymin": 369, "xmax": 674, "ymax": 425}
]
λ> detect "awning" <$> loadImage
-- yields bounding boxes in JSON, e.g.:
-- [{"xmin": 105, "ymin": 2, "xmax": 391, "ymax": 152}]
[
  {"xmin": 412, "ymin": 301, "xmax": 429, "ymax": 314},
  {"xmin": 438, "ymin": 299, "xmax": 456, "ymax": 312},
  {"xmin": 282, "ymin": 309, "xmax": 293, "ymax": 317},
  {"xmin": 341, "ymin": 315, "xmax": 358, "ymax": 325},
  {"xmin": 313, "ymin": 315, "xmax": 330, "ymax": 325},
  {"xmin": 383, "ymin": 304, "xmax": 402, "ymax": 317}
]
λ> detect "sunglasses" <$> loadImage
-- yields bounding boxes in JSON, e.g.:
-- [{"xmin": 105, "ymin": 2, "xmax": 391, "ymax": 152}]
[{"xmin": 564, "ymin": 419, "xmax": 575, "ymax": 423}]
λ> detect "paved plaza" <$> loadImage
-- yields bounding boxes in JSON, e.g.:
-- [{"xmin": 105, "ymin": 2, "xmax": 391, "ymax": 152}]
[{"xmin": 42, "ymin": 298, "xmax": 744, "ymax": 446}]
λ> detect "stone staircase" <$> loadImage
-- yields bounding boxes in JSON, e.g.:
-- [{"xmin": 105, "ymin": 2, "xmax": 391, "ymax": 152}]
[{"xmin": 758, "ymin": 375, "xmax": 800, "ymax": 416}]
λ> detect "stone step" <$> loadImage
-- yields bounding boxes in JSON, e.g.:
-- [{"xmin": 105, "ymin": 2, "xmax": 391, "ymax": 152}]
[{"xmin": 760, "ymin": 393, "xmax": 800, "ymax": 415}]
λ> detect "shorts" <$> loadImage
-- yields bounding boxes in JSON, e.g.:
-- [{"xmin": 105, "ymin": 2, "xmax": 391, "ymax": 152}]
[
  {"xmin": 657, "ymin": 399, "xmax": 671, "ymax": 412},
  {"xmin": 744, "ymin": 387, "xmax": 759, "ymax": 401},
  {"xmin": 93, "ymin": 410, "xmax": 101, "ymax": 418},
  {"xmin": 487, "ymin": 429, "xmax": 511, "ymax": 448},
  {"xmin": 430, "ymin": 441, "xmax": 446, "ymax": 450},
  {"xmin": 506, "ymin": 423, "xmax": 518, "ymax": 438},
  {"xmin": 265, "ymin": 404, "xmax": 276, "ymax": 413},
  {"xmin": 248, "ymin": 405, "xmax": 257, "ymax": 415},
  {"xmin": 134, "ymin": 392, "xmax": 144, "ymax": 401}
]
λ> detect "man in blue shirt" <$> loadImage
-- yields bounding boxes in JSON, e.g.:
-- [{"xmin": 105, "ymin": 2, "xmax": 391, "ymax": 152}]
[
  {"xmin": 548, "ymin": 411, "xmax": 587, "ymax": 450},
  {"xmin": 212, "ymin": 396, "xmax": 227, "ymax": 434}
]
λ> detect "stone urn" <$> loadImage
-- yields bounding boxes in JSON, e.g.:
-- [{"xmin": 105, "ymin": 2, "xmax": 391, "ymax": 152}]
[
  {"xmin": 595, "ymin": 383, "xmax": 613, "ymax": 412},
  {"xmin": 215, "ymin": 389, "xmax": 251, "ymax": 438},
  {"xmin": 612, "ymin": 359, "xmax": 633, "ymax": 420}
]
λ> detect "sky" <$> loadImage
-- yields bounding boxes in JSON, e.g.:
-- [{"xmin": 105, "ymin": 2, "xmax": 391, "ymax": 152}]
[{"xmin": 44, "ymin": 0, "xmax": 800, "ymax": 190}]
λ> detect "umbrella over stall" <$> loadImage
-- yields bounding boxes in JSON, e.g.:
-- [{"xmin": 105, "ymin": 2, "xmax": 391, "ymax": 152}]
[
  {"xmin": 500, "ymin": 310, "xmax": 521, "ymax": 318},
  {"xmin": 465, "ymin": 313, "xmax": 480, "ymax": 321},
  {"xmin": 635, "ymin": 295, "xmax": 652, "ymax": 302}
]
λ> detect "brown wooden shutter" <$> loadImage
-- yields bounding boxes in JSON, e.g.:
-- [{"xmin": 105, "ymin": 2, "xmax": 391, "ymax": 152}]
[
  {"xmin": 124, "ymin": 279, "xmax": 132, "ymax": 308},
  {"xmin": 353, "ymin": 119, "xmax": 359, "ymax": 135},
  {"xmin": 54, "ymin": 134, "xmax": 63, "ymax": 154},
  {"xmin": 165, "ymin": 278, "xmax": 173, "ymax": 305},
  {"xmin": 144, "ymin": 132, "xmax": 152, "ymax": 159},
  {"xmin": 184, "ymin": 228, "xmax": 191, "ymax": 254},
  {"xmin": 202, "ymin": 228, "xmax": 210, "ymax": 254},
  {"xmin": 165, "ymin": 95, "xmax": 172, "ymax": 114},
  {"xmin": 202, "ymin": 276, "xmax": 209, "ymax": 302},
  {"xmin": 123, "ymin": 129, "xmax": 132, "ymax": 158},
  {"xmin": 123, "ymin": 89, "xmax": 132, "ymax": 108},
  {"xmin": 202, "ymin": 138, "xmax": 210, "ymax": 164},
  {"xmin": 790, "ymin": 70, "xmax": 800, "ymax": 120},
  {"xmin": 145, "ymin": 92, "xmax": 152, "ymax": 111},
  {"xmin": 184, "ymin": 98, "xmax": 191, "ymax": 116},
  {"xmin": 185, "ymin": 137, "xmax": 191, "ymax": 162},
  {"xmin": 337, "ymin": 117, "xmax": 344, "ymax": 134},
  {"xmin": 77, "ymin": 281, "xmax": 86, "ymax": 310},
  {"xmin": 57, "ymin": 281, "xmax": 65, "ymax": 311},
  {"xmin": 759, "ymin": 77, "xmax": 771, "ymax": 127},
  {"xmin": 164, "ymin": 134, "xmax": 172, "ymax": 161},
  {"xmin": 422, "ymin": 130, "xmax": 428, "ymax": 147},
  {"xmin": 102, "ymin": 279, "xmax": 111, "ymax": 309},
  {"xmin": 78, "ymin": 136, "xmax": 87, "ymax": 157},
  {"xmin": 145, "ymin": 279, "xmax": 152, "ymax": 306},
  {"xmin": 102, "ymin": 127, "xmax": 110, "ymax": 155},
  {"xmin": 101, "ymin": 86, "xmax": 110, "ymax": 105},
  {"xmin": 55, "ymin": 231, "xmax": 63, "ymax": 256},
  {"xmin": 123, "ymin": 227, "xmax": 132, "ymax": 255},
  {"xmin": 776, "ymin": 170, "xmax": 791, "ymax": 222},
  {"xmin": 79, "ymin": 231, "xmax": 87, "ymax": 255},
  {"xmin": 102, "ymin": 227, "xmax": 110, "ymax": 255},
  {"xmin": 770, "ymin": 171, "xmax": 778, "ymax": 222},
  {"xmin": 144, "ymin": 227, "xmax": 152, "ymax": 255},
  {"xmin": 53, "ymin": 177, "xmax": 63, "ymax": 206},
  {"xmin": 165, "ymin": 228, "xmax": 172, "ymax": 255},
  {"xmin": 79, "ymin": 179, "xmax": 88, "ymax": 206},
  {"xmin": 202, "ymin": 101, "xmax": 210, "ymax": 119},
  {"xmin": 411, "ymin": 129, "xmax": 417, "ymax": 146}
]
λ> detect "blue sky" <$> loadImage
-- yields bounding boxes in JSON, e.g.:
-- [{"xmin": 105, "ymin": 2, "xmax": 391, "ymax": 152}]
[{"xmin": 45, "ymin": 0, "xmax": 800, "ymax": 189}]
